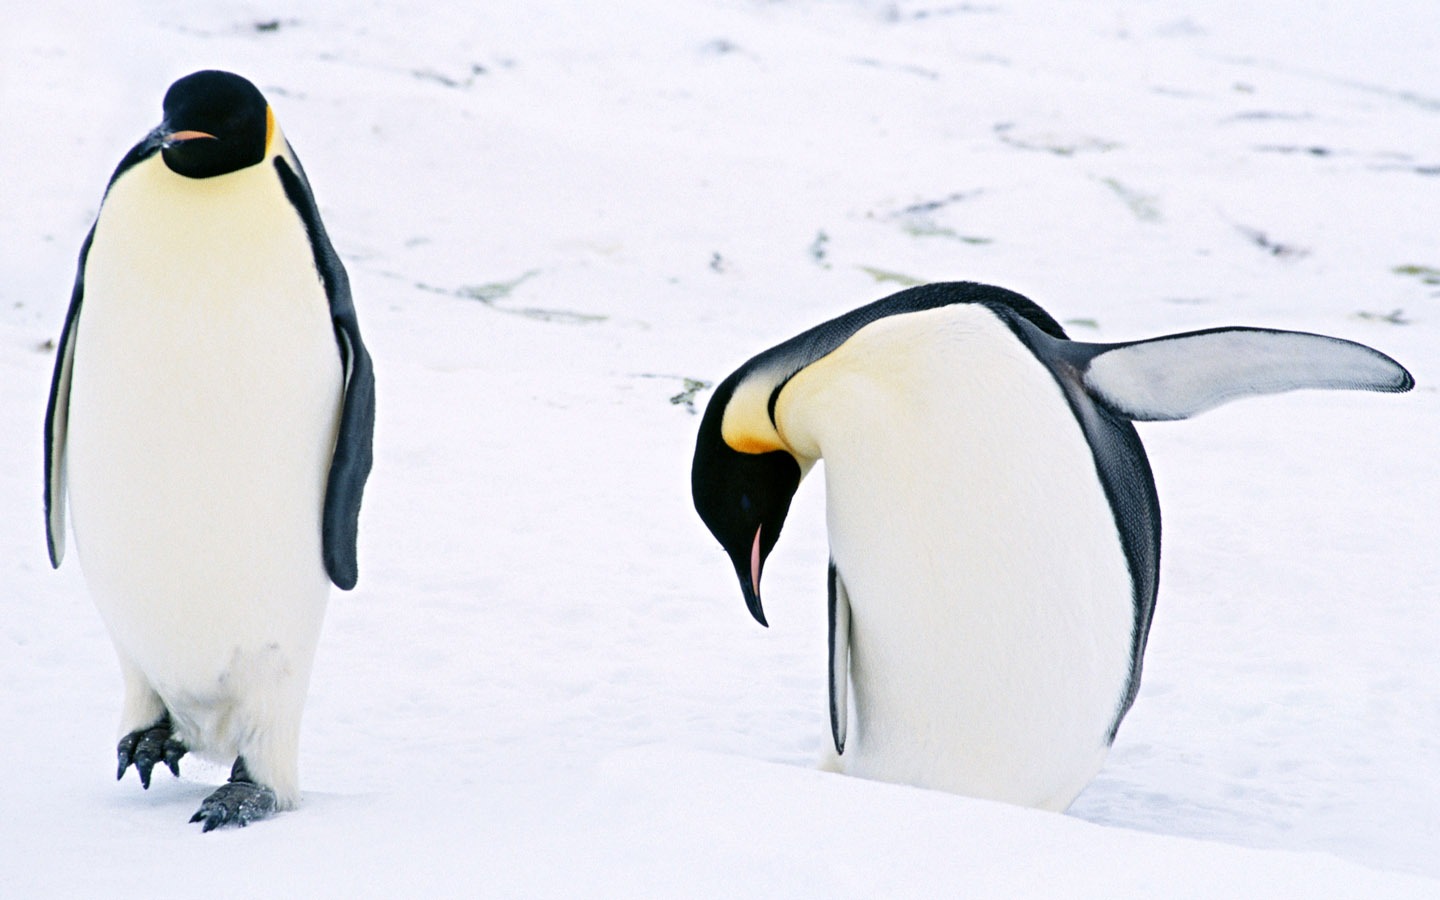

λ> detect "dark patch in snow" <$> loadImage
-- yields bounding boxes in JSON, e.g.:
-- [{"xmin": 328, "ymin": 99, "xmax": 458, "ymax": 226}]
[
  {"xmin": 994, "ymin": 122, "xmax": 1120, "ymax": 156},
  {"xmin": 898, "ymin": 218, "xmax": 992, "ymax": 243},
  {"xmin": 1393, "ymin": 264, "xmax": 1440, "ymax": 286},
  {"xmin": 1257, "ymin": 144, "xmax": 1333, "ymax": 157},
  {"xmin": 1099, "ymin": 177, "xmax": 1162, "ymax": 222},
  {"xmin": 633, "ymin": 374, "xmax": 713, "ymax": 414},
  {"xmin": 882, "ymin": 192, "xmax": 989, "ymax": 244},
  {"xmin": 1254, "ymin": 145, "xmax": 1439, "ymax": 176},
  {"xmin": 1218, "ymin": 54, "xmax": 1440, "ymax": 112},
  {"xmin": 851, "ymin": 57, "xmax": 940, "ymax": 80},
  {"xmin": 881, "ymin": 3, "xmax": 1001, "ymax": 21},
  {"xmin": 809, "ymin": 231, "xmax": 830, "ymax": 266},
  {"xmin": 413, "ymin": 65, "xmax": 490, "ymax": 89},
  {"xmin": 846, "ymin": 56, "xmax": 938, "ymax": 79},
  {"xmin": 1224, "ymin": 110, "xmax": 1314, "ymax": 123},
  {"xmin": 896, "ymin": 191, "xmax": 980, "ymax": 216},
  {"xmin": 413, "ymin": 273, "xmax": 608, "ymax": 324},
  {"xmin": 1371, "ymin": 161, "xmax": 1440, "ymax": 176},
  {"xmin": 1354, "ymin": 309, "xmax": 1411, "ymax": 325},
  {"xmin": 1234, "ymin": 224, "xmax": 1308, "ymax": 260},
  {"xmin": 701, "ymin": 39, "xmax": 750, "ymax": 58},
  {"xmin": 858, "ymin": 265, "xmax": 924, "ymax": 286}
]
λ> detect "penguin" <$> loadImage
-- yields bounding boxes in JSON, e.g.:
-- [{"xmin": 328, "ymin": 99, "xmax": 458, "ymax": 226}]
[
  {"xmin": 43, "ymin": 70, "xmax": 375, "ymax": 830},
  {"xmin": 691, "ymin": 282, "xmax": 1412, "ymax": 810}
]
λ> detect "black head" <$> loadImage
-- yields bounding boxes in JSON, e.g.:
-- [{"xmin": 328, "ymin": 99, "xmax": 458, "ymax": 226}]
[
  {"xmin": 691, "ymin": 374, "xmax": 803, "ymax": 627},
  {"xmin": 158, "ymin": 70, "xmax": 270, "ymax": 179}
]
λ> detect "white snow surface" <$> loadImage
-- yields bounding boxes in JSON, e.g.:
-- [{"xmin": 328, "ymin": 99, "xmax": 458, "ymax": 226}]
[{"xmin": 3, "ymin": 1, "xmax": 1437, "ymax": 896}]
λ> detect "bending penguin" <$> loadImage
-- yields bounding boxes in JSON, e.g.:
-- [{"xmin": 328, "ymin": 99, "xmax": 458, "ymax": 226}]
[
  {"xmin": 691, "ymin": 282, "xmax": 1411, "ymax": 811},
  {"xmin": 44, "ymin": 70, "xmax": 375, "ymax": 830}
]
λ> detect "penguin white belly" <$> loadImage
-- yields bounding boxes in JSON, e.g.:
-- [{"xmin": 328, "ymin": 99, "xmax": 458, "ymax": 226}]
[
  {"xmin": 777, "ymin": 304, "xmax": 1135, "ymax": 810},
  {"xmin": 65, "ymin": 155, "xmax": 342, "ymax": 768}
]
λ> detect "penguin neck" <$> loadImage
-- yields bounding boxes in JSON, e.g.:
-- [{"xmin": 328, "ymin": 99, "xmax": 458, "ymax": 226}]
[
  {"xmin": 772, "ymin": 302, "xmax": 1108, "ymax": 575},
  {"xmin": 103, "ymin": 120, "xmax": 293, "ymax": 232},
  {"xmin": 774, "ymin": 303, "xmax": 1039, "ymax": 462},
  {"xmin": 90, "ymin": 134, "xmax": 302, "ymax": 319}
]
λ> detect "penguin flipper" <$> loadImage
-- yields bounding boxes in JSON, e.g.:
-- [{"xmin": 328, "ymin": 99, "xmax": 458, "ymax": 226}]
[
  {"xmin": 1074, "ymin": 327, "xmax": 1414, "ymax": 422},
  {"xmin": 44, "ymin": 226, "xmax": 95, "ymax": 568},
  {"xmin": 828, "ymin": 560, "xmax": 851, "ymax": 755},
  {"xmin": 274, "ymin": 153, "xmax": 376, "ymax": 591},
  {"xmin": 323, "ymin": 315, "xmax": 375, "ymax": 590}
]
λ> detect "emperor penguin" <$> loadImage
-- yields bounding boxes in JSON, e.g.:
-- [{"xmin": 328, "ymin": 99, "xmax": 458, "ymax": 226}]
[
  {"xmin": 43, "ymin": 70, "xmax": 375, "ymax": 830},
  {"xmin": 691, "ymin": 282, "xmax": 1412, "ymax": 811}
]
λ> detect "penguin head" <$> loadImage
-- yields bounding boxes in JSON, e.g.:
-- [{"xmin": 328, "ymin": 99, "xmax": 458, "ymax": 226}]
[
  {"xmin": 157, "ymin": 70, "xmax": 271, "ymax": 179},
  {"xmin": 691, "ymin": 371, "xmax": 805, "ymax": 628}
]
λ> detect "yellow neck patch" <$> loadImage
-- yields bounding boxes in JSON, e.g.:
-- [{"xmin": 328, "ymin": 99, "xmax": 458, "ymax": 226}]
[
  {"xmin": 721, "ymin": 373, "xmax": 792, "ymax": 456},
  {"xmin": 264, "ymin": 106, "xmax": 275, "ymax": 155}
]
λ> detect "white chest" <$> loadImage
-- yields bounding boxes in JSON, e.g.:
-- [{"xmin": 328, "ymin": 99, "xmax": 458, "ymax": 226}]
[
  {"xmin": 776, "ymin": 305, "xmax": 1136, "ymax": 808},
  {"xmin": 64, "ymin": 154, "xmax": 342, "ymax": 684}
]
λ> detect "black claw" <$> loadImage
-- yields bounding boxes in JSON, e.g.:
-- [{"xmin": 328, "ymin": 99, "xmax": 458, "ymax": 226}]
[
  {"xmin": 163, "ymin": 738, "xmax": 186, "ymax": 778},
  {"xmin": 116, "ymin": 732, "xmax": 141, "ymax": 781},
  {"xmin": 115, "ymin": 714, "xmax": 187, "ymax": 788},
  {"xmin": 135, "ymin": 738, "xmax": 159, "ymax": 788},
  {"xmin": 190, "ymin": 764, "xmax": 277, "ymax": 832}
]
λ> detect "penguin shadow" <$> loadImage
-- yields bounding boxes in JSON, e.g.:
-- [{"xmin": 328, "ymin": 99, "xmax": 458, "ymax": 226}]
[{"xmin": 100, "ymin": 771, "xmax": 218, "ymax": 826}]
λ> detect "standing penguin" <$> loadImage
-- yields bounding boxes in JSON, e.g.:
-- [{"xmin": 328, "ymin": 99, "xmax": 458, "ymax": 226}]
[
  {"xmin": 691, "ymin": 282, "xmax": 1411, "ymax": 811},
  {"xmin": 44, "ymin": 70, "xmax": 374, "ymax": 830}
]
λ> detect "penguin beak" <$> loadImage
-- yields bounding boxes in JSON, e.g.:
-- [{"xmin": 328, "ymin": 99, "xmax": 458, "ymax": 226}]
[
  {"xmin": 162, "ymin": 129, "xmax": 217, "ymax": 146},
  {"xmin": 736, "ymin": 525, "xmax": 768, "ymax": 627}
]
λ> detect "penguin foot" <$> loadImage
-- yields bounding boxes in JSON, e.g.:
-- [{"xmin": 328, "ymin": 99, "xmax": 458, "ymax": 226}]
[
  {"xmin": 189, "ymin": 759, "xmax": 277, "ymax": 832},
  {"xmin": 116, "ymin": 715, "xmax": 187, "ymax": 789}
]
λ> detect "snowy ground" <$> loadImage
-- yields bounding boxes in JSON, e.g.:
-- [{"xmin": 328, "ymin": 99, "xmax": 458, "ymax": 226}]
[{"xmin": 2, "ymin": 1, "xmax": 1437, "ymax": 896}]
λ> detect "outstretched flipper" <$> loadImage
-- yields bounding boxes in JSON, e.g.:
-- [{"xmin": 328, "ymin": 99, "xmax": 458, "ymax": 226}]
[
  {"xmin": 1007, "ymin": 315, "xmax": 1413, "ymax": 733},
  {"xmin": 828, "ymin": 560, "xmax": 851, "ymax": 755},
  {"xmin": 1066, "ymin": 326, "xmax": 1414, "ymax": 422},
  {"xmin": 116, "ymin": 714, "xmax": 187, "ymax": 789},
  {"xmin": 190, "ymin": 758, "xmax": 278, "ymax": 832}
]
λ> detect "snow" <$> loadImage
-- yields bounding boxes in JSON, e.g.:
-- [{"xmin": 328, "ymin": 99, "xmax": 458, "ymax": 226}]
[{"xmin": 2, "ymin": 0, "xmax": 1437, "ymax": 895}]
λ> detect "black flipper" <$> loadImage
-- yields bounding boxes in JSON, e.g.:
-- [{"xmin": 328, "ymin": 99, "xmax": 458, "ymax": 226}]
[
  {"xmin": 828, "ymin": 559, "xmax": 851, "ymax": 755},
  {"xmin": 274, "ymin": 153, "xmax": 375, "ymax": 591},
  {"xmin": 43, "ymin": 228, "xmax": 95, "ymax": 568}
]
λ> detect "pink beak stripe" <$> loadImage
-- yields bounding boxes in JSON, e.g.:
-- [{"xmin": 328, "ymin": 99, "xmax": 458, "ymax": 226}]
[{"xmin": 750, "ymin": 525, "xmax": 763, "ymax": 598}]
